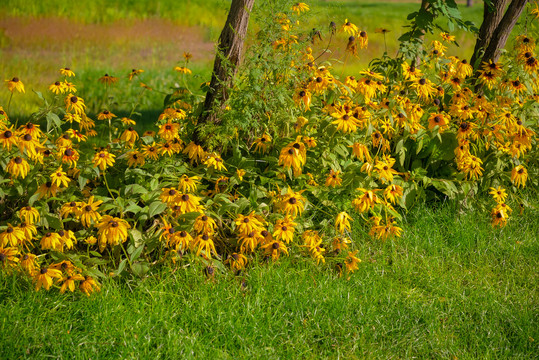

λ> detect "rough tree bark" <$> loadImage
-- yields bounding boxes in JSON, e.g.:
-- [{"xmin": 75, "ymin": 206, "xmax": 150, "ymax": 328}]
[
  {"xmin": 194, "ymin": 0, "xmax": 255, "ymax": 145},
  {"xmin": 470, "ymin": 0, "xmax": 528, "ymax": 68}
]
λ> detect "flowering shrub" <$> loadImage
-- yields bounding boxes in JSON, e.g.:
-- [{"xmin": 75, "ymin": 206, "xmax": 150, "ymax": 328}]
[{"xmin": 0, "ymin": 1, "xmax": 538, "ymax": 295}]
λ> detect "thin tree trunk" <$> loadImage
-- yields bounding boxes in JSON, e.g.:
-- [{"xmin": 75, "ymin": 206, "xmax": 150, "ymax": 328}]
[
  {"xmin": 470, "ymin": 0, "xmax": 511, "ymax": 67},
  {"xmin": 194, "ymin": 0, "xmax": 255, "ymax": 145},
  {"xmin": 481, "ymin": 0, "xmax": 528, "ymax": 64}
]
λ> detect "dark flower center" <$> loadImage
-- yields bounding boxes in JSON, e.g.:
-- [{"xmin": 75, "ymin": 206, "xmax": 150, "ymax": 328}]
[
  {"xmin": 70, "ymin": 96, "xmax": 78, "ymax": 103},
  {"xmin": 14, "ymin": 157, "xmax": 23, "ymax": 164},
  {"xmin": 26, "ymin": 123, "xmax": 34, "ymax": 129},
  {"xmin": 243, "ymin": 218, "xmax": 250, "ymax": 223},
  {"xmin": 181, "ymin": 194, "xmax": 189, "ymax": 201},
  {"xmin": 64, "ymin": 149, "xmax": 74, "ymax": 156},
  {"xmin": 434, "ymin": 116, "xmax": 441, "ymax": 123},
  {"xmin": 3, "ymin": 130, "xmax": 12, "ymax": 138},
  {"xmin": 359, "ymin": 31, "xmax": 366, "ymax": 37},
  {"xmin": 111, "ymin": 221, "xmax": 118, "ymax": 228},
  {"xmin": 85, "ymin": 205, "xmax": 93, "ymax": 212},
  {"xmin": 58, "ymin": 230, "xmax": 65, "ymax": 236},
  {"xmin": 6, "ymin": 227, "xmax": 13, "ymax": 233},
  {"xmin": 281, "ymin": 226, "xmax": 288, "ymax": 231},
  {"xmin": 12, "ymin": 77, "xmax": 19, "ymax": 82},
  {"xmin": 518, "ymin": 168, "xmax": 524, "ymax": 174},
  {"xmin": 201, "ymin": 216, "xmax": 208, "ymax": 221},
  {"xmin": 460, "ymin": 122, "xmax": 468, "ymax": 130},
  {"xmin": 46, "ymin": 232, "xmax": 52, "ymax": 237},
  {"xmin": 419, "ymin": 78, "xmax": 426, "ymax": 85},
  {"xmin": 299, "ymin": 91, "xmax": 306, "ymax": 97},
  {"xmin": 40, "ymin": 267, "xmax": 48, "ymax": 274},
  {"xmin": 169, "ymin": 189, "xmax": 177, "ymax": 196},
  {"xmin": 23, "ymin": 134, "xmax": 32, "ymax": 141},
  {"xmin": 261, "ymin": 230, "xmax": 269, "ymax": 237},
  {"xmin": 168, "ymin": 228, "xmax": 175, "ymax": 234},
  {"xmin": 272, "ymin": 242, "xmax": 280, "ymax": 249},
  {"xmin": 316, "ymin": 77, "xmax": 323, "ymax": 83},
  {"xmin": 180, "ymin": 231, "xmax": 187, "ymax": 237},
  {"xmin": 202, "ymin": 234, "xmax": 209, "ymax": 240},
  {"xmin": 99, "ymin": 153, "xmax": 106, "ymax": 158},
  {"xmin": 289, "ymin": 197, "xmax": 297, "ymax": 204},
  {"xmin": 343, "ymin": 115, "xmax": 349, "ymax": 120}
]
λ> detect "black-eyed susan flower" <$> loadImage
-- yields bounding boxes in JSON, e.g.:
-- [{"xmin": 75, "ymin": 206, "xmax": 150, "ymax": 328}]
[
  {"xmin": 341, "ymin": 19, "xmax": 358, "ymax": 35},
  {"xmin": 128, "ymin": 68, "xmax": 144, "ymax": 80},
  {"xmin": 412, "ymin": 78, "xmax": 436, "ymax": 100},
  {"xmin": 204, "ymin": 153, "xmax": 227, "ymax": 171},
  {"xmin": 0, "ymin": 246, "xmax": 19, "ymax": 270},
  {"xmin": 225, "ymin": 253, "xmax": 248, "ymax": 271},
  {"xmin": 174, "ymin": 66, "xmax": 192, "ymax": 75},
  {"xmin": 491, "ymin": 207, "xmax": 508, "ymax": 227},
  {"xmin": 294, "ymin": 89, "xmax": 312, "ymax": 111},
  {"xmin": 238, "ymin": 231, "xmax": 264, "ymax": 253},
  {"xmin": 292, "ymin": 2, "xmax": 309, "ymax": 14},
  {"xmin": 325, "ymin": 170, "xmax": 342, "ymax": 187},
  {"xmin": 160, "ymin": 188, "xmax": 179, "ymax": 204},
  {"xmin": 60, "ymin": 67, "xmax": 75, "ymax": 77},
  {"xmin": 171, "ymin": 193, "xmax": 203, "ymax": 214},
  {"xmin": 50, "ymin": 167, "xmax": 71, "ymax": 188},
  {"xmin": 369, "ymin": 218, "xmax": 402, "ymax": 240},
  {"xmin": 182, "ymin": 142, "xmax": 205, "ymax": 163},
  {"xmin": 6, "ymin": 156, "xmax": 30, "ymax": 179},
  {"xmin": 428, "ymin": 113, "xmax": 450, "ymax": 132},
  {"xmin": 193, "ymin": 234, "xmax": 217, "ymax": 257},
  {"xmin": 252, "ymin": 134, "xmax": 272, "ymax": 154},
  {"xmin": 335, "ymin": 211, "xmax": 353, "ymax": 234},
  {"xmin": 40, "ymin": 232, "xmax": 63, "ymax": 251},
  {"xmin": 272, "ymin": 217, "xmax": 297, "ymax": 244},
  {"xmin": 235, "ymin": 212, "xmax": 265, "ymax": 236},
  {"xmin": 20, "ymin": 253, "xmax": 37, "ymax": 274},
  {"xmin": 352, "ymin": 188, "xmax": 380, "ymax": 213},
  {"xmin": 169, "ymin": 230, "xmax": 193, "ymax": 251},
  {"xmin": 80, "ymin": 196, "xmax": 103, "ymax": 227},
  {"xmin": 178, "ymin": 174, "xmax": 200, "ymax": 193},
  {"xmin": 92, "ymin": 150, "xmax": 115, "ymax": 171},
  {"xmin": 19, "ymin": 206, "xmax": 40, "ymax": 224},
  {"xmin": 60, "ymin": 147, "xmax": 80, "ymax": 167},
  {"xmin": 279, "ymin": 187, "xmax": 306, "ymax": 218},
  {"xmin": 34, "ymin": 267, "xmax": 62, "ymax": 291},
  {"xmin": 345, "ymin": 250, "xmax": 361, "ymax": 273},
  {"xmin": 440, "ymin": 32, "xmax": 455, "ymax": 42},
  {"xmin": 489, "ymin": 186, "xmax": 508, "ymax": 204},
  {"xmin": 279, "ymin": 139, "xmax": 307, "ymax": 176},
  {"xmin": 350, "ymin": 142, "xmax": 372, "ymax": 162},
  {"xmin": 142, "ymin": 142, "xmax": 160, "ymax": 160},
  {"xmin": 96, "ymin": 215, "xmax": 130, "ymax": 251},
  {"xmin": 157, "ymin": 122, "xmax": 180, "ymax": 141},
  {"xmin": 262, "ymin": 240, "xmax": 289, "ymax": 261},
  {"xmin": 49, "ymin": 81, "xmax": 66, "ymax": 94},
  {"xmin": 98, "ymin": 74, "xmax": 119, "ymax": 85},
  {"xmin": 17, "ymin": 133, "xmax": 40, "ymax": 157},
  {"xmin": 5, "ymin": 77, "xmax": 25, "ymax": 93},
  {"xmin": 97, "ymin": 110, "xmax": 116, "ymax": 121},
  {"xmin": 0, "ymin": 126, "xmax": 17, "ymax": 150},
  {"xmin": 64, "ymin": 94, "xmax": 86, "ymax": 115},
  {"xmin": 193, "ymin": 214, "xmax": 217, "ymax": 235},
  {"xmin": 358, "ymin": 30, "xmax": 368, "ymax": 49},
  {"xmin": 59, "ymin": 273, "xmax": 85, "ymax": 293},
  {"xmin": 0, "ymin": 225, "xmax": 25, "ymax": 247},
  {"xmin": 126, "ymin": 150, "xmax": 145, "ymax": 167},
  {"xmin": 374, "ymin": 158, "xmax": 398, "ymax": 184},
  {"xmin": 79, "ymin": 276, "xmax": 100, "ymax": 296},
  {"xmin": 511, "ymin": 165, "xmax": 527, "ymax": 187},
  {"xmin": 58, "ymin": 229, "xmax": 76, "ymax": 250},
  {"xmin": 384, "ymin": 184, "xmax": 403, "ymax": 204}
]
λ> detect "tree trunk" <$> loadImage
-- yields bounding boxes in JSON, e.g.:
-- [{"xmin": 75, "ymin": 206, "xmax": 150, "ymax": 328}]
[
  {"xmin": 481, "ymin": 0, "xmax": 528, "ymax": 64},
  {"xmin": 467, "ymin": 0, "xmax": 473, "ymax": 7},
  {"xmin": 194, "ymin": 0, "xmax": 255, "ymax": 145},
  {"xmin": 470, "ymin": 0, "xmax": 528, "ymax": 68}
]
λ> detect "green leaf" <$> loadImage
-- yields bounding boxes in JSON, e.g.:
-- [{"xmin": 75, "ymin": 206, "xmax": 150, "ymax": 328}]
[
  {"xmin": 130, "ymin": 245, "xmax": 145, "ymax": 262},
  {"xmin": 148, "ymin": 201, "xmax": 167, "ymax": 218},
  {"xmin": 116, "ymin": 259, "xmax": 128, "ymax": 276},
  {"xmin": 46, "ymin": 112, "xmax": 62, "ymax": 132}
]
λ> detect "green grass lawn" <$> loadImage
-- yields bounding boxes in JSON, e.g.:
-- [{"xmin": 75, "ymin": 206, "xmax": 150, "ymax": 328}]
[{"xmin": 1, "ymin": 201, "xmax": 537, "ymax": 359}]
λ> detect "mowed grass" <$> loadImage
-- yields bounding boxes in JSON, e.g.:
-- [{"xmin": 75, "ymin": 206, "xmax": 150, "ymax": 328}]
[{"xmin": 1, "ymin": 201, "xmax": 537, "ymax": 359}]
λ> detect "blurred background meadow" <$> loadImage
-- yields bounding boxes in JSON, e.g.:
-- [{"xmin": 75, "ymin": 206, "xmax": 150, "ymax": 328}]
[{"xmin": 0, "ymin": 0, "xmax": 486, "ymax": 126}]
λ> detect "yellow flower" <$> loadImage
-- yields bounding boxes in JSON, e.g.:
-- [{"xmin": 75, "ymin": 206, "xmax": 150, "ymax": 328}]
[
  {"xmin": 0, "ymin": 126, "xmax": 18, "ymax": 151},
  {"xmin": 64, "ymin": 94, "xmax": 86, "ymax": 115},
  {"xmin": 182, "ymin": 142, "xmax": 206, "ymax": 163},
  {"xmin": 50, "ymin": 167, "xmax": 71, "ymax": 188},
  {"xmin": 96, "ymin": 215, "xmax": 131, "ymax": 251},
  {"xmin": 225, "ymin": 253, "xmax": 248, "ymax": 271},
  {"xmin": 178, "ymin": 174, "xmax": 200, "ymax": 193},
  {"xmin": 193, "ymin": 234, "xmax": 217, "ymax": 257},
  {"xmin": 142, "ymin": 142, "xmax": 160, "ymax": 160},
  {"xmin": 236, "ymin": 169, "xmax": 246, "ymax": 181},
  {"xmin": 171, "ymin": 193, "xmax": 203, "ymax": 214},
  {"xmin": 335, "ymin": 212, "xmax": 353, "ymax": 234},
  {"xmin": 272, "ymin": 217, "xmax": 297, "ymax": 244},
  {"xmin": 128, "ymin": 68, "xmax": 144, "ymax": 80},
  {"xmin": 261, "ymin": 240, "xmax": 289, "ymax": 260},
  {"xmin": 279, "ymin": 187, "xmax": 306, "ymax": 218},
  {"xmin": 440, "ymin": 32, "xmax": 455, "ymax": 42},
  {"xmin": 98, "ymin": 74, "xmax": 119, "ymax": 85},
  {"xmin": 40, "ymin": 232, "xmax": 63, "ymax": 251},
  {"xmin": 358, "ymin": 30, "xmax": 368, "ymax": 49},
  {"xmin": 6, "ymin": 156, "xmax": 30, "ymax": 179},
  {"xmin": 252, "ymin": 134, "xmax": 272, "ymax": 154},
  {"xmin": 49, "ymin": 81, "xmax": 66, "ymax": 94},
  {"xmin": 59, "ymin": 274, "xmax": 85, "ymax": 293},
  {"xmin": 193, "ymin": 214, "xmax": 217, "ymax": 235},
  {"xmin": 374, "ymin": 158, "xmax": 398, "ymax": 184},
  {"xmin": 92, "ymin": 150, "xmax": 116, "ymax": 171},
  {"xmin": 511, "ymin": 165, "xmax": 527, "ymax": 187},
  {"xmin": 80, "ymin": 196, "xmax": 103, "ymax": 227},
  {"xmin": 345, "ymin": 250, "xmax": 362, "ymax": 273},
  {"xmin": 369, "ymin": 218, "xmax": 402, "ymax": 240},
  {"xmin": 19, "ymin": 206, "xmax": 40, "ymax": 224},
  {"xmin": 325, "ymin": 170, "xmax": 342, "ymax": 187},
  {"xmin": 79, "ymin": 276, "xmax": 100, "ymax": 296},
  {"xmin": 384, "ymin": 184, "xmax": 403, "ymax": 204},
  {"xmin": 204, "ymin": 153, "xmax": 227, "ymax": 171},
  {"xmin": 235, "ymin": 212, "xmax": 265, "ymax": 236},
  {"xmin": 174, "ymin": 66, "xmax": 192, "ymax": 74},
  {"xmin": 35, "ymin": 181, "xmax": 60, "ymax": 199},
  {"xmin": 5, "ymin": 77, "xmax": 25, "ymax": 93},
  {"xmin": 0, "ymin": 225, "xmax": 25, "ymax": 247},
  {"xmin": 350, "ymin": 143, "xmax": 372, "ymax": 162},
  {"xmin": 491, "ymin": 208, "xmax": 508, "ymax": 228},
  {"xmin": 34, "ymin": 267, "xmax": 62, "ymax": 291},
  {"xmin": 60, "ymin": 67, "xmax": 75, "ymax": 77},
  {"xmin": 291, "ymin": 2, "xmax": 309, "ymax": 14},
  {"xmin": 488, "ymin": 186, "xmax": 508, "ymax": 204},
  {"xmin": 342, "ymin": 19, "xmax": 358, "ymax": 35}
]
